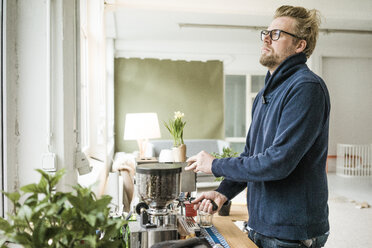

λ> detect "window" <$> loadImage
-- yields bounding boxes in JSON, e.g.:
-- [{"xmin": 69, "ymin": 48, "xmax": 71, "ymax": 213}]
[
  {"xmin": 80, "ymin": 0, "xmax": 89, "ymax": 151},
  {"xmin": 224, "ymin": 74, "xmax": 265, "ymax": 152},
  {"xmin": 78, "ymin": 0, "xmax": 106, "ymax": 160}
]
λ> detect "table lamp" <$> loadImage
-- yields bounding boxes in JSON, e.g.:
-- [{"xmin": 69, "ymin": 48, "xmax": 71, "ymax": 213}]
[{"xmin": 123, "ymin": 113, "xmax": 161, "ymax": 160}]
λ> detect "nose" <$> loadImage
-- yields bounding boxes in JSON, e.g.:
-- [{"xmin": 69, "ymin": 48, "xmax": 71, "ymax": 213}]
[{"xmin": 263, "ymin": 33, "xmax": 271, "ymax": 44}]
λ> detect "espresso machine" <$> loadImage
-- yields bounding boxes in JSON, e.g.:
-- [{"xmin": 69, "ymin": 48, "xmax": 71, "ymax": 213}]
[{"xmin": 128, "ymin": 163, "xmax": 197, "ymax": 248}]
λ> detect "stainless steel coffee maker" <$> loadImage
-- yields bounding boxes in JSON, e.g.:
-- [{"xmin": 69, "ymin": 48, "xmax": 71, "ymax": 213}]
[{"xmin": 129, "ymin": 163, "xmax": 195, "ymax": 248}]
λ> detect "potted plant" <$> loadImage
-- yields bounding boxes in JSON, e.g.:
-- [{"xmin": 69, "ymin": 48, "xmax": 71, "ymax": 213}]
[
  {"xmin": 212, "ymin": 147, "xmax": 239, "ymax": 216},
  {"xmin": 0, "ymin": 169, "xmax": 125, "ymax": 247},
  {"xmin": 164, "ymin": 111, "xmax": 187, "ymax": 162}
]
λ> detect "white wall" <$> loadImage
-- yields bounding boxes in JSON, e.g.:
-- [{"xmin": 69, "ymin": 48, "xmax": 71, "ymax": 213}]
[
  {"xmin": 4, "ymin": 0, "xmax": 49, "ymax": 209},
  {"xmin": 15, "ymin": 0, "xmax": 48, "ymax": 190},
  {"xmin": 323, "ymin": 57, "xmax": 372, "ymax": 154},
  {"xmin": 315, "ymin": 33, "xmax": 372, "ymax": 156},
  {"xmin": 4, "ymin": 0, "xmax": 79, "ymax": 212},
  {"xmin": 4, "ymin": 0, "xmax": 19, "ymax": 212}
]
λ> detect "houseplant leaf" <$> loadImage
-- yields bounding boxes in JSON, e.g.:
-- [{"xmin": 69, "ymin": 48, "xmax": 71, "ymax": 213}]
[
  {"xmin": 2, "ymin": 191, "xmax": 21, "ymax": 203},
  {"xmin": 0, "ymin": 217, "xmax": 12, "ymax": 232},
  {"xmin": 1, "ymin": 169, "xmax": 125, "ymax": 248}
]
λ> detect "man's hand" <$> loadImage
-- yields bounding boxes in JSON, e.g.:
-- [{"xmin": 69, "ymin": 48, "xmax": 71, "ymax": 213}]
[
  {"xmin": 185, "ymin": 151, "xmax": 215, "ymax": 174},
  {"xmin": 192, "ymin": 191, "xmax": 228, "ymax": 214}
]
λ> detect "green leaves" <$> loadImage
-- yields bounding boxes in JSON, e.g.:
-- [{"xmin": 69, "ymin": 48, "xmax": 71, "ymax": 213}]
[
  {"xmin": 164, "ymin": 111, "xmax": 187, "ymax": 147},
  {"xmin": 17, "ymin": 205, "xmax": 32, "ymax": 220},
  {"xmin": 212, "ymin": 147, "xmax": 239, "ymax": 159},
  {"xmin": 20, "ymin": 183, "xmax": 43, "ymax": 194},
  {"xmin": 20, "ymin": 169, "xmax": 65, "ymax": 197},
  {"xmin": 212, "ymin": 147, "xmax": 239, "ymax": 182},
  {"xmin": 0, "ymin": 169, "xmax": 125, "ymax": 248},
  {"xmin": 0, "ymin": 218, "xmax": 12, "ymax": 232},
  {"xmin": 2, "ymin": 191, "xmax": 21, "ymax": 204}
]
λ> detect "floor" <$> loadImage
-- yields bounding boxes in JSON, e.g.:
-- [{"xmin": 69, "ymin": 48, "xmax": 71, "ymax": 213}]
[
  {"xmin": 199, "ymin": 173, "xmax": 372, "ymax": 248},
  {"xmin": 326, "ymin": 173, "xmax": 372, "ymax": 248}
]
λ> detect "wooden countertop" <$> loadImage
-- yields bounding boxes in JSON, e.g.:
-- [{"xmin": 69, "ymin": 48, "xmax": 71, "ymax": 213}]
[{"xmin": 213, "ymin": 204, "xmax": 258, "ymax": 248}]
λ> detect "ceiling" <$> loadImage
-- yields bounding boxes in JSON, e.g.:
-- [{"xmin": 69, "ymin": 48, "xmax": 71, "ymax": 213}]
[{"xmin": 104, "ymin": 0, "xmax": 372, "ymax": 59}]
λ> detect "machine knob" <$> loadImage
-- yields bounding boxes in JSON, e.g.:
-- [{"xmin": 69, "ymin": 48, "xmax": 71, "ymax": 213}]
[{"xmin": 135, "ymin": 202, "xmax": 149, "ymax": 215}]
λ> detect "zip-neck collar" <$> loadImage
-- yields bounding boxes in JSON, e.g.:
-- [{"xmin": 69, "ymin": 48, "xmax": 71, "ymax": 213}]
[{"xmin": 261, "ymin": 53, "xmax": 307, "ymax": 104}]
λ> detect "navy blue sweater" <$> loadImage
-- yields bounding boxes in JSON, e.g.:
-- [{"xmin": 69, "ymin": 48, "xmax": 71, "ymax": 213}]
[{"xmin": 213, "ymin": 53, "xmax": 330, "ymax": 240}]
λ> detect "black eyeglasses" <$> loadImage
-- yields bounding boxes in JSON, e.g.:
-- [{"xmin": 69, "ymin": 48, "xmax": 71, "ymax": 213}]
[{"xmin": 261, "ymin": 29, "xmax": 302, "ymax": 41}]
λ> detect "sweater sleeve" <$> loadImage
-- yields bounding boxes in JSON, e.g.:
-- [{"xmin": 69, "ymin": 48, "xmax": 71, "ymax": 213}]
[
  {"xmin": 215, "ymin": 178, "xmax": 247, "ymax": 201},
  {"xmin": 212, "ymin": 82, "xmax": 329, "ymax": 182}
]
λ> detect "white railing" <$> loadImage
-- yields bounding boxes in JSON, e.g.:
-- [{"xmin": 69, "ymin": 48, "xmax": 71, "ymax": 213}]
[{"xmin": 336, "ymin": 144, "xmax": 372, "ymax": 177}]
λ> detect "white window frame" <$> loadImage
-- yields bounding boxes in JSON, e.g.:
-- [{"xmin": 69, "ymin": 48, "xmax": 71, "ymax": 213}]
[
  {"xmin": 224, "ymin": 72, "xmax": 266, "ymax": 146},
  {"xmin": 79, "ymin": 0, "xmax": 106, "ymax": 160},
  {"xmin": 79, "ymin": 0, "xmax": 89, "ymax": 152}
]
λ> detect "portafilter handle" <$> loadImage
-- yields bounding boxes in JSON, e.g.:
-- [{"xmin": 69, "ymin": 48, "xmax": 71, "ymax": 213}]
[
  {"xmin": 209, "ymin": 199, "xmax": 218, "ymax": 211},
  {"xmin": 182, "ymin": 194, "xmax": 218, "ymax": 212},
  {"xmin": 193, "ymin": 198, "xmax": 218, "ymax": 212}
]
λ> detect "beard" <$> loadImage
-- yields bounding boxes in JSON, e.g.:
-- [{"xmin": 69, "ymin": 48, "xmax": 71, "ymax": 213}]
[
  {"xmin": 259, "ymin": 44, "xmax": 297, "ymax": 70},
  {"xmin": 259, "ymin": 53, "xmax": 280, "ymax": 69}
]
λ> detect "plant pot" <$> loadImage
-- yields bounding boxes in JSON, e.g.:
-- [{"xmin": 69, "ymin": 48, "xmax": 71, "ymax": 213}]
[
  {"xmin": 172, "ymin": 144, "xmax": 187, "ymax": 162},
  {"xmin": 218, "ymin": 200, "xmax": 232, "ymax": 216}
]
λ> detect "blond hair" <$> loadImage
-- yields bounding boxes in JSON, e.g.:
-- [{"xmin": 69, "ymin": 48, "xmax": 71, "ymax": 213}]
[{"xmin": 274, "ymin": 5, "xmax": 321, "ymax": 58}]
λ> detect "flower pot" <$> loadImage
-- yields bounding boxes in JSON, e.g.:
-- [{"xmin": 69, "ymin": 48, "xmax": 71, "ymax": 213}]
[
  {"xmin": 172, "ymin": 144, "xmax": 187, "ymax": 162},
  {"xmin": 218, "ymin": 200, "xmax": 232, "ymax": 216}
]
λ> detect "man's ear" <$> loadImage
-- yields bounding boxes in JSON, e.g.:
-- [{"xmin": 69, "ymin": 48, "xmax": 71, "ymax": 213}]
[{"xmin": 295, "ymin": 40, "xmax": 307, "ymax": 53}]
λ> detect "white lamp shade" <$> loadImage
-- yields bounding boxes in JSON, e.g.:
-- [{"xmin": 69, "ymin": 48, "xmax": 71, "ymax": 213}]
[{"xmin": 123, "ymin": 113, "xmax": 161, "ymax": 140}]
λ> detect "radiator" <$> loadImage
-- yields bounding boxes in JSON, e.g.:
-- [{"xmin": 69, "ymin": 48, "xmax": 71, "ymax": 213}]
[{"xmin": 336, "ymin": 144, "xmax": 372, "ymax": 177}]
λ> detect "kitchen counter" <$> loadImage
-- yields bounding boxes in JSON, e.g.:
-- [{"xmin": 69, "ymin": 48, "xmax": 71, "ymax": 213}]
[{"xmin": 213, "ymin": 204, "xmax": 258, "ymax": 248}]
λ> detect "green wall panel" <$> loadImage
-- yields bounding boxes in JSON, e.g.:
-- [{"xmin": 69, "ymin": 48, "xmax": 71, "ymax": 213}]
[{"xmin": 115, "ymin": 58, "xmax": 224, "ymax": 152}]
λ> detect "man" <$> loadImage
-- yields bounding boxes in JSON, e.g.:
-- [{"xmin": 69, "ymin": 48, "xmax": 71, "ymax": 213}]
[{"xmin": 185, "ymin": 5, "xmax": 330, "ymax": 248}]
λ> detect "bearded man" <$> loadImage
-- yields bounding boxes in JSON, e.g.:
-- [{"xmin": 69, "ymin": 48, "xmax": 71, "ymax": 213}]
[{"xmin": 186, "ymin": 5, "xmax": 330, "ymax": 248}]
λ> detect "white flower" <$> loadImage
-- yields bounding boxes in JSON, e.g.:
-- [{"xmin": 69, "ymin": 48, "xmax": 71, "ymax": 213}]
[
  {"xmin": 165, "ymin": 111, "xmax": 186, "ymax": 147},
  {"xmin": 174, "ymin": 111, "xmax": 184, "ymax": 119}
]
